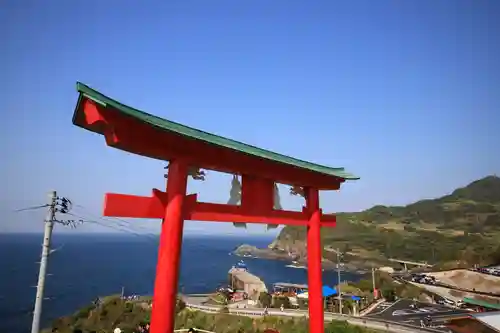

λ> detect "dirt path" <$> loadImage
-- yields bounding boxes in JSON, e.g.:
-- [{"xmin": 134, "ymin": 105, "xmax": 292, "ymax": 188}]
[{"xmin": 427, "ymin": 269, "xmax": 500, "ymax": 294}]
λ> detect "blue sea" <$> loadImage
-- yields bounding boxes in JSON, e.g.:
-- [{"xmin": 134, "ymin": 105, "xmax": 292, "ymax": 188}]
[{"xmin": 0, "ymin": 233, "xmax": 361, "ymax": 333}]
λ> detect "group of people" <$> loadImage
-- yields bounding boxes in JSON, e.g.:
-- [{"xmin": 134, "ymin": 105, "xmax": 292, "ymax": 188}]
[
  {"xmin": 121, "ymin": 294, "xmax": 141, "ymax": 301},
  {"xmin": 262, "ymin": 304, "xmax": 285, "ymax": 316},
  {"xmin": 113, "ymin": 323, "xmax": 149, "ymax": 333},
  {"xmin": 135, "ymin": 323, "xmax": 150, "ymax": 333},
  {"xmin": 137, "ymin": 326, "xmax": 200, "ymax": 333},
  {"xmin": 409, "ymin": 303, "xmax": 434, "ymax": 328},
  {"xmin": 419, "ymin": 315, "xmax": 433, "ymax": 328}
]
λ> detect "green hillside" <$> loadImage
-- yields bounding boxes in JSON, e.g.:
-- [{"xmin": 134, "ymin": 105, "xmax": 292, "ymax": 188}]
[
  {"xmin": 45, "ymin": 296, "xmax": 378, "ymax": 333},
  {"xmin": 274, "ymin": 176, "xmax": 500, "ymax": 266}
]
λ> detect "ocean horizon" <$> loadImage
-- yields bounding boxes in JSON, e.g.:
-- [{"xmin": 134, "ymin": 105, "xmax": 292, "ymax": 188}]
[{"xmin": 0, "ymin": 233, "xmax": 362, "ymax": 333}]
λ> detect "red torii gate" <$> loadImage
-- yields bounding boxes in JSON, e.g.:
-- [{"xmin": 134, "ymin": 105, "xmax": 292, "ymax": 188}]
[{"xmin": 72, "ymin": 82, "xmax": 359, "ymax": 333}]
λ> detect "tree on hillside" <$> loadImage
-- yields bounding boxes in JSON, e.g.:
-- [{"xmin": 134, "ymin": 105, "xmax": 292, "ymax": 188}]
[
  {"xmin": 259, "ymin": 292, "xmax": 272, "ymax": 308},
  {"xmin": 382, "ymin": 288, "xmax": 396, "ymax": 302},
  {"xmin": 486, "ymin": 245, "xmax": 500, "ymax": 266}
]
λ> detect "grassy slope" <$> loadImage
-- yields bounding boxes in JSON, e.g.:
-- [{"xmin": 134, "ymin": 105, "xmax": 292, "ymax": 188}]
[
  {"xmin": 275, "ymin": 176, "xmax": 500, "ymax": 266},
  {"xmin": 45, "ymin": 296, "xmax": 379, "ymax": 333}
]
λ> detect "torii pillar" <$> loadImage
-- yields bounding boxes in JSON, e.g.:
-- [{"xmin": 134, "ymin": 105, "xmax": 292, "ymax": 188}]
[{"xmin": 153, "ymin": 160, "xmax": 189, "ymax": 332}]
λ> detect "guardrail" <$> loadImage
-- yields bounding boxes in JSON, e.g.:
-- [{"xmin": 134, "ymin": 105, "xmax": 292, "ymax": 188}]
[
  {"xmin": 185, "ymin": 303, "xmax": 443, "ymax": 333},
  {"xmin": 396, "ymin": 271, "xmax": 500, "ymax": 297}
]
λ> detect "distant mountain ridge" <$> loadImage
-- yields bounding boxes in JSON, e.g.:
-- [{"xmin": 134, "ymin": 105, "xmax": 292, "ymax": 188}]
[
  {"xmin": 272, "ymin": 175, "xmax": 500, "ymax": 266},
  {"xmin": 350, "ymin": 175, "xmax": 500, "ymax": 229},
  {"xmin": 446, "ymin": 176, "xmax": 500, "ymax": 202}
]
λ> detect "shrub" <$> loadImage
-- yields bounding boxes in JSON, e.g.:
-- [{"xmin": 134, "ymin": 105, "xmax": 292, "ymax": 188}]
[
  {"xmin": 258, "ymin": 292, "xmax": 272, "ymax": 308},
  {"xmin": 75, "ymin": 305, "xmax": 94, "ymax": 319},
  {"xmin": 176, "ymin": 298, "xmax": 186, "ymax": 313},
  {"xmin": 381, "ymin": 288, "xmax": 396, "ymax": 302},
  {"xmin": 297, "ymin": 298, "xmax": 308, "ymax": 310},
  {"xmin": 272, "ymin": 296, "xmax": 291, "ymax": 309}
]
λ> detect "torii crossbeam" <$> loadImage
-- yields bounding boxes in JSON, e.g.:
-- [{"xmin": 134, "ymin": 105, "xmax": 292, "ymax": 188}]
[{"xmin": 72, "ymin": 82, "xmax": 359, "ymax": 333}]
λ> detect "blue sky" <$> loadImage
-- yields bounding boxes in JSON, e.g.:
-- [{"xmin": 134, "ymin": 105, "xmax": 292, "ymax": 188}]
[{"xmin": 1, "ymin": 0, "xmax": 498, "ymax": 236}]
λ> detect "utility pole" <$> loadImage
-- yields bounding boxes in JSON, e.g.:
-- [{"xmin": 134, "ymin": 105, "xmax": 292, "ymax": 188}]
[
  {"xmin": 31, "ymin": 191, "xmax": 57, "ymax": 333},
  {"xmin": 337, "ymin": 248, "xmax": 342, "ymax": 314},
  {"xmin": 371, "ymin": 267, "xmax": 377, "ymax": 298}
]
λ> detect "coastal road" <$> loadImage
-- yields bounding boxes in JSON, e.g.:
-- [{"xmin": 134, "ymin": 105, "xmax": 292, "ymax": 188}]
[
  {"xmin": 184, "ymin": 299, "xmax": 444, "ymax": 333},
  {"xmin": 182, "ymin": 295, "xmax": 248, "ymax": 309},
  {"xmin": 183, "ymin": 295, "xmax": 210, "ymax": 305}
]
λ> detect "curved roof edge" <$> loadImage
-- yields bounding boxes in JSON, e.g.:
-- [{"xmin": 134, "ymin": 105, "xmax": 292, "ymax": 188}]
[{"xmin": 75, "ymin": 82, "xmax": 359, "ymax": 181}]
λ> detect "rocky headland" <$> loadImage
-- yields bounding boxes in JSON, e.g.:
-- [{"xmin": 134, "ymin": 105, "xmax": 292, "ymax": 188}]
[{"xmin": 232, "ymin": 243, "xmax": 371, "ymax": 274}]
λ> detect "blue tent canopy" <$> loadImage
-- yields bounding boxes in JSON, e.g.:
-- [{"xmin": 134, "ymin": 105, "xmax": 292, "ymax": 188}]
[
  {"xmin": 296, "ymin": 285, "xmax": 337, "ymax": 297},
  {"xmin": 322, "ymin": 286, "xmax": 337, "ymax": 297}
]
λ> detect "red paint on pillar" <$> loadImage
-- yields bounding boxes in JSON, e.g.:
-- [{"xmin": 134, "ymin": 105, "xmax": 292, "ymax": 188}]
[
  {"xmin": 306, "ymin": 188, "xmax": 324, "ymax": 333},
  {"xmin": 150, "ymin": 160, "xmax": 188, "ymax": 333}
]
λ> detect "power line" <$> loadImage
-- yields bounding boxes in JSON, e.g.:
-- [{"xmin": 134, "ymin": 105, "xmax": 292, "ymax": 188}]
[
  {"xmin": 71, "ymin": 204, "xmax": 160, "ymax": 243},
  {"xmin": 73, "ymin": 204, "xmax": 159, "ymax": 237},
  {"xmin": 67, "ymin": 211, "xmax": 159, "ymax": 243},
  {"xmin": 13, "ymin": 204, "xmax": 49, "ymax": 213}
]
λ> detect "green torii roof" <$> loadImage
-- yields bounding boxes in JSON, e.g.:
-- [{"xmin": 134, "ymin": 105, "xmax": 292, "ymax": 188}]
[{"xmin": 75, "ymin": 82, "xmax": 359, "ymax": 181}]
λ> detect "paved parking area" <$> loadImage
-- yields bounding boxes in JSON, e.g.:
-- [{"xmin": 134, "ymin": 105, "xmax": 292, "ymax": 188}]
[
  {"xmin": 365, "ymin": 299, "xmax": 471, "ymax": 332},
  {"xmin": 365, "ymin": 300, "xmax": 399, "ymax": 316}
]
